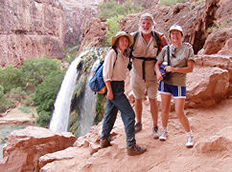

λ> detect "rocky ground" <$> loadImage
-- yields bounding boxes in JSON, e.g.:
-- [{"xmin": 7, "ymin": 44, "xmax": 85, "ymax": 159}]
[
  {"xmin": 1, "ymin": 97, "xmax": 232, "ymax": 171},
  {"xmin": 40, "ymin": 98, "xmax": 232, "ymax": 171}
]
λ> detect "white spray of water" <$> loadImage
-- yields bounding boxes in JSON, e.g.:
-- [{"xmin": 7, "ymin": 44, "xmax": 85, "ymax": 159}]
[
  {"xmin": 49, "ymin": 50, "xmax": 88, "ymax": 132},
  {"xmin": 78, "ymin": 59, "xmax": 100, "ymax": 136}
]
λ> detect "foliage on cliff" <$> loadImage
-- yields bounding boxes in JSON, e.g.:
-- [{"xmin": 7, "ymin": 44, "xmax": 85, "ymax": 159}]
[{"xmin": 98, "ymin": 0, "xmax": 143, "ymax": 46}]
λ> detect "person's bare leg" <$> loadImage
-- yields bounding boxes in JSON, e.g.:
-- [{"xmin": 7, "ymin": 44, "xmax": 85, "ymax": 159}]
[
  {"xmin": 159, "ymin": 93, "xmax": 172, "ymax": 141},
  {"xmin": 135, "ymin": 98, "xmax": 143, "ymax": 123},
  {"xmin": 174, "ymin": 98, "xmax": 190, "ymax": 132},
  {"xmin": 174, "ymin": 98, "xmax": 194, "ymax": 148},
  {"xmin": 134, "ymin": 98, "xmax": 143, "ymax": 132},
  {"xmin": 149, "ymin": 98, "xmax": 158, "ymax": 127},
  {"xmin": 161, "ymin": 94, "xmax": 172, "ymax": 129}
]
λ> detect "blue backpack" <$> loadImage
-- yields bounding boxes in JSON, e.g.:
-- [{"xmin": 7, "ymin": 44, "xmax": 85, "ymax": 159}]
[{"xmin": 89, "ymin": 49, "xmax": 118, "ymax": 94}]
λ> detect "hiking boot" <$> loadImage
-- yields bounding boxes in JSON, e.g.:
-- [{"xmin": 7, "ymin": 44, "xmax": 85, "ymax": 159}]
[
  {"xmin": 135, "ymin": 122, "xmax": 142, "ymax": 133},
  {"xmin": 127, "ymin": 144, "xmax": 147, "ymax": 156},
  {"xmin": 159, "ymin": 131, "xmax": 168, "ymax": 141},
  {"xmin": 186, "ymin": 135, "xmax": 194, "ymax": 148},
  {"xmin": 153, "ymin": 126, "xmax": 159, "ymax": 139},
  {"xmin": 100, "ymin": 138, "xmax": 111, "ymax": 148}
]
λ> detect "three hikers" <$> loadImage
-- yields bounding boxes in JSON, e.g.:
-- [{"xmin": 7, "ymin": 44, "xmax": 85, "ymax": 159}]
[{"xmin": 98, "ymin": 13, "xmax": 195, "ymax": 155}]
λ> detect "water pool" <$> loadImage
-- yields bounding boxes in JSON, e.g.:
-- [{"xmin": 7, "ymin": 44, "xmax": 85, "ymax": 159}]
[{"xmin": 0, "ymin": 125, "xmax": 26, "ymax": 160}]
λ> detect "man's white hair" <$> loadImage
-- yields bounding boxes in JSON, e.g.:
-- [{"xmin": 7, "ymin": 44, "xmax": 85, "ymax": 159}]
[{"xmin": 139, "ymin": 13, "xmax": 156, "ymax": 25}]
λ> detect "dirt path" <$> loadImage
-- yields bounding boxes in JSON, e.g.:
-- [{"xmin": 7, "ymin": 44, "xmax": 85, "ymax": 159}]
[{"xmin": 54, "ymin": 98, "xmax": 232, "ymax": 172}]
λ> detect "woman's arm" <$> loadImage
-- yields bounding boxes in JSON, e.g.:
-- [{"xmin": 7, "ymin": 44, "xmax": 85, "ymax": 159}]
[
  {"xmin": 165, "ymin": 60, "xmax": 194, "ymax": 74},
  {"xmin": 105, "ymin": 81, "xmax": 113, "ymax": 100},
  {"xmin": 155, "ymin": 60, "xmax": 163, "ymax": 81}
]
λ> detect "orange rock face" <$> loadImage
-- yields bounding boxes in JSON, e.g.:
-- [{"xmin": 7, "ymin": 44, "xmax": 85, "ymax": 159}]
[
  {"xmin": 0, "ymin": 126, "xmax": 76, "ymax": 172},
  {"xmin": 186, "ymin": 65, "xmax": 230, "ymax": 108}
]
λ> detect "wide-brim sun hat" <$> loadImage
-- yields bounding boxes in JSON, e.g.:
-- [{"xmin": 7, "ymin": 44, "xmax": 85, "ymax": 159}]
[
  {"xmin": 112, "ymin": 31, "xmax": 134, "ymax": 47},
  {"xmin": 169, "ymin": 24, "xmax": 183, "ymax": 35}
]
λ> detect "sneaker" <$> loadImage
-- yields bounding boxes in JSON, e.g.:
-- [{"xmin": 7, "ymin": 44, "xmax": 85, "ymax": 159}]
[
  {"xmin": 186, "ymin": 135, "xmax": 194, "ymax": 148},
  {"xmin": 127, "ymin": 144, "xmax": 147, "ymax": 156},
  {"xmin": 159, "ymin": 131, "xmax": 168, "ymax": 141},
  {"xmin": 100, "ymin": 138, "xmax": 111, "ymax": 148},
  {"xmin": 135, "ymin": 122, "xmax": 142, "ymax": 133},
  {"xmin": 153, "ymin": 126, "xmax": 159, "ymax": 139}
]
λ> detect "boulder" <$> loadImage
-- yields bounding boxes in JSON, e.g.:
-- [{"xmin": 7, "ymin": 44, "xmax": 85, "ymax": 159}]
[
  {"xmin": 195, "ymin": 54, "xmax": 232, "ymax": 93},
  {"xmin": 195, "ymin": 126, "xmax": 232, "ymax": 153},
  {"xmin": 0, "ymin": 126, "xmax": 76, "ymax": 172},
  {"xmin": 186, "ymin": 65, "xmax": 229, "ymax": 108},
  {"xmin": 199, "ymin": 28, "xmax": 232, "ymax": 55},
  {"xmin": 218, "ymin": 38, "xmax": 232, "ymax": 56}
]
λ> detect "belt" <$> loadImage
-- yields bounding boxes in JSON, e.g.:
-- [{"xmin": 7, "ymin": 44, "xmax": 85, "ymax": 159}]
[{"xmin": 133, "ymin": 57, "xmax": 157, "ymax": 80}]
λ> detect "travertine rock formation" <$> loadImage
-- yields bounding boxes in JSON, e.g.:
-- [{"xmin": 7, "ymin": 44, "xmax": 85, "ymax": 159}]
[{"xmin": 0, "ymin": 126, "xmax": 76, "ymax": 172}]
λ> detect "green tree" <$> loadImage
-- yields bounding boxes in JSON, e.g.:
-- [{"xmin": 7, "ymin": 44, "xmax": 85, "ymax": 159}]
[
  {"xmin": 21, "ymin": 57, "xmax": 61, "ymax": 87},
  {"xmin": 0, "ymin": 65, "xmax": 22, "ymax": 92},
  {"xmin": 34, "ymin": 70, "xmax": 65, "ymax": 127}
]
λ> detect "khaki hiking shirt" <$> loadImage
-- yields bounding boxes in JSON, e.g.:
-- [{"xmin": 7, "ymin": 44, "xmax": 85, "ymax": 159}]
[
  {"xmin": 131, "ymin": 31, "xmax": 166, "ymax": 82},
  {"xmin": 157, "ymin": 44, "xmax": 195, "ymax": 86},
  {"xmin": 103, "ymin": 48, "xmax": 129, "ymax": 82}
]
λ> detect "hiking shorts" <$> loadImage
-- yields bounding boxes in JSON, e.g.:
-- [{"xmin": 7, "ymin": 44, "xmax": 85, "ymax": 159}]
[
  {"xmin": 158, "ymin": 81, "xmax": 186, "ymax": 98},
  {"xmin": 131, "ymin": 77, "xmax": 158, "ymax": 99}
]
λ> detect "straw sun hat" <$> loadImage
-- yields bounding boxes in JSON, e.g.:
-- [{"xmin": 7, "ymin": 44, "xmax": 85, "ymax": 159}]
[{"xmin": 111, "ymin": 31, "xmax": 134, "ymax": 47}]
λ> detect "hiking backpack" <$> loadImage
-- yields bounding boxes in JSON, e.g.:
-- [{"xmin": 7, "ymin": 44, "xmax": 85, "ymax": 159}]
[{"xmin": 89, "ymin": 49, "xmax": 118, "ymax": 94}]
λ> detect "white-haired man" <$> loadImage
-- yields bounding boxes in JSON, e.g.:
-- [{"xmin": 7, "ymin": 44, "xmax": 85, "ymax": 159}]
[{"xmin": 130, "ymin": 13, "xmax": 167, "ymax": 138}]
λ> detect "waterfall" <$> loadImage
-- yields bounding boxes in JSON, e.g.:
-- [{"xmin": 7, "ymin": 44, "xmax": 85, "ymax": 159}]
[
  {"xmin": 78, "ymin": 59, "xmax": 100, "ymax": 136},
  {"xmin": 49, "ymin": 47, "xmax": 107, "ymax": 134},
  {"xmin": 49, "ymin": 51, "xmax": 88, "ymax": 132}
]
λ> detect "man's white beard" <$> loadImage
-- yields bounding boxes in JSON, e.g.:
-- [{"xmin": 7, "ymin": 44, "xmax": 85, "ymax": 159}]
[{"xmin": 139, "ymin": 26, "xmax": 153, "ymax": 34}]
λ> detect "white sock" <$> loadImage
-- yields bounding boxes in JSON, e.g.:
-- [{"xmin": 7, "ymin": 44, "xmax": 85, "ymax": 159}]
[{"xmin": 186, "ymin": 131, "xmax": 193, "ymax": 137}]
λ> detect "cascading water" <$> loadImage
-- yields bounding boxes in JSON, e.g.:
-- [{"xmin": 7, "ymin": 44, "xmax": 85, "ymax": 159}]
[
  {"xmin": 50, "ymin": 47, "xmax": 107, "ymax": 135},
  {"xmin": 49, "ymin": 51, "xmax": 89, "ymax": 132},
  {"xmin": 78, "ymin": 66, "xmax": 98, "ymax": 136}
]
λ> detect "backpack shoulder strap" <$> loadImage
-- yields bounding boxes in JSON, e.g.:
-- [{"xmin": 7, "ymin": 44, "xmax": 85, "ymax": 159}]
[
  {"xmin": 151, "ymin": 31, "xmax": 161, "ymax": 54},
  {"xmin": 112, "ymin": 48, "xmax": 118, "ymax": 68},
  {"xmin": 130, "ymin": 32, "xmax": 139, "ymax": 57},
  {"xmin": 167, "ymin": 45, "xmax": 170, "ymax": 65}
]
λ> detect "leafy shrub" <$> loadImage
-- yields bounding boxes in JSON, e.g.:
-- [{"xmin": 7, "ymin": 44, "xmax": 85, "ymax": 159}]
[
  {"xmin": 21, "ymin": 57, "xmax": 61, "ymax": 87},
  {"xmin": 0, "ymin": 85, "xmax": 3, "ymax": 99},
  {"xmin": 160, "ymin": 0, "xmax": 188, "ymax": 6},
  {"xmin": 7, "ymin": 87, "xmax": 27, "ymax": 102},
  {"xmin": 34, "ymin": 70, "xmax": 65, "ymax": 127},
  {"xmin": 0, "ymin": 97, "xmax": 15, "ymax": 113},
  {"xmin": 0, "ymin": 65, "xmax": 22, "ymax": 92},
  {"xmin": 94, "ymin": 94, "xmax": 106, "ymax": 124},
  {"xmin": 106, "ymin": 15, "xmax": 124, "ymax": 46},
  {"xmin": 36, "ymin": 111, "xmax": 51, "ymax": 127},
  {"xmin": 98, "ymin": 0, "xmax": 143, "ymax": 45},
  {"xmin": 98, "ymin": 0, "xmax": 143, "ymax": 20}
]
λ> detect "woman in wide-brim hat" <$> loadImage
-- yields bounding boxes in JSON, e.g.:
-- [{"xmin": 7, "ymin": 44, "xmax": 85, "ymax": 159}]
[{"xmin": 100, "ymin": 31, "xmax": 146, "ymax": 156}]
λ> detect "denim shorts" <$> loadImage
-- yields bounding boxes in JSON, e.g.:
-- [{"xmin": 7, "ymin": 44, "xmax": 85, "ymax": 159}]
[{"xmin": 158, "ymin": 81, "xmax": 186, "ymax": 98}]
